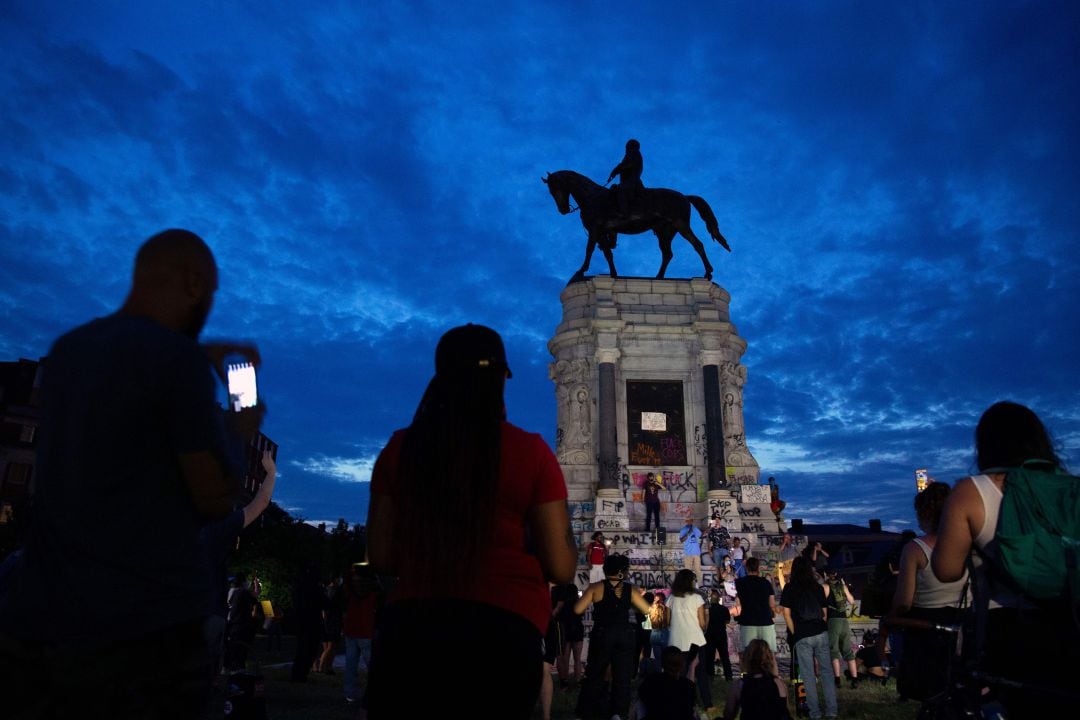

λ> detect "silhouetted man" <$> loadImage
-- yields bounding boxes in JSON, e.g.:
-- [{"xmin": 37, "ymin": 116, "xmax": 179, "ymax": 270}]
[
  {"xmin": 607, "ymin": 138, "xmax": 643, "ymax": 218},
  {"xmin": 0, "ymin": 229, "xmax": 263, "ymax": 718},
  {"xmin": 643, "ymin": 473, "xmax": 662, "ymax": 532}
]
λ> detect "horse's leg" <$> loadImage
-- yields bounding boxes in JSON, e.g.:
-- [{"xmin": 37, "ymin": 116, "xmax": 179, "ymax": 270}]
[
  {"xmin": 655, "ymin": 228, "xmax": 674, "ymax": 278},
  {"xmin": 601, "ymin": 245, "xmax": 618, "ymax": 277},
  {"xmin": 572, "ymin": 232, "xmax": 598, "ymax": 281},
  {"xmin": 676, "ymin": 222, "xmax": 714, "ymax": 280}
]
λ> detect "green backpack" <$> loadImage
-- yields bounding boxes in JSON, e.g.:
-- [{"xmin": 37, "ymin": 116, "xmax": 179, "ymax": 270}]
[
  {"xmin": 989, "ymin": 460, "xmax": 1080, "ymax": 603},
  {"xmin": 827, "ymin": 579, "xmax": 851, "ymax": 617}
]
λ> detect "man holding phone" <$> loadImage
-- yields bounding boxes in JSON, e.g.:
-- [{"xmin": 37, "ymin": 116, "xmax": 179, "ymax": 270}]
[{"xmin": 0, "ymin": 229, "xmax": 264, "ymax": 717}]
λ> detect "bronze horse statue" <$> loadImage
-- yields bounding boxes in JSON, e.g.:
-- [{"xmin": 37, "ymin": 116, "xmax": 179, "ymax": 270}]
[{"xmin": 543, "ymin": 170, "xmax": 730, "ymax": 282}]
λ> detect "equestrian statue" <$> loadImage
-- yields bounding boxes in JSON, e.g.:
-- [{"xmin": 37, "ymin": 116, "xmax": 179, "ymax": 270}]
[{"xmin": 543, "ymin": 139, "xmax": 730, "ymax": 283}]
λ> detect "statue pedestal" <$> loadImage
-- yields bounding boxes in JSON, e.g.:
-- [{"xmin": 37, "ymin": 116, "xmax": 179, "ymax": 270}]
[
  {"xmin": 707, "ymin": 488, "xmax": 740, "ymax": 528},
  {"xmin": 550, "ymin": 277, "xmax": 768, "ymax": 589},
  {"xmin": 593, "ymin": 487, "xmax": 629, "ymax": 534}
]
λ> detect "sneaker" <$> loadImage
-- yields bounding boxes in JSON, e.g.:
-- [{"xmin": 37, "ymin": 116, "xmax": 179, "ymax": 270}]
[{"xmin": 834, "ymin": 677, "xmax": 841, "ymax": 689}]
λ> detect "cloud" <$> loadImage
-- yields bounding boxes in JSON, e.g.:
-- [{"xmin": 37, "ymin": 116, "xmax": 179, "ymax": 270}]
[
  {"xmin": 292, "ymin": 454, "xmax": 375, "ymax": 484},
  {"xmin": 2, "ymin": 1, "xmax": 1077, "ymax": 526}
]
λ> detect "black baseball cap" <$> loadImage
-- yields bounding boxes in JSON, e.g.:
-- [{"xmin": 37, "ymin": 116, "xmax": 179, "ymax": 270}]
[{"xmin": 435, "ymin": 323, "xmax": 512, "ymax": 378}]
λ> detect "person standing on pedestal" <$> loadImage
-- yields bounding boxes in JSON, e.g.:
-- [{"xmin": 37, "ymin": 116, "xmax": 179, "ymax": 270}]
[
  {"xmin": 777, "ymin": 533, "xmax": 799, "ymax": 590},
  {"xmin": 679, "ymin": 519, "xmax": 703, "ymax": 575},
  {"xmin": 706, "ymin": 517, "xmax": 731, "ymax": 572},
  {"xmin": 587, "ymin": 532, "xmax": 609, "ymax": 584},
  {"xmin": 731, "ymin": 537, "xmax": 746, "ymax": 578},
  {"xmin": 811, "ymin": 542, "xmax": 831, "ymax": 579},
  {"xmin": 769, "ymin": 476, "xmax": 786, "ymax": 520},
  {"xmin": 643, "ymin": 474, "xmax": 662, "ymax": 532}
]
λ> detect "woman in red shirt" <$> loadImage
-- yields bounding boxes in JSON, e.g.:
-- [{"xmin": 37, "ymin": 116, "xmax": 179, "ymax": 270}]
[{"xmin": 365, "ymin": 325, "xmax": 577, "ymax": 718}]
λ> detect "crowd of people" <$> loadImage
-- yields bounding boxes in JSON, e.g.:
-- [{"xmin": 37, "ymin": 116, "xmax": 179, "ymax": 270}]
[{"xmin": 0, "ymin": 227, "xmax": 1074, "ymax": 720}]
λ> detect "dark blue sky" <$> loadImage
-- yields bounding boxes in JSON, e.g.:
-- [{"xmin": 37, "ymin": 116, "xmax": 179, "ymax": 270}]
[{"xmin": 2, "ymin": 1, "xmax": 1077, "ymax": 530}]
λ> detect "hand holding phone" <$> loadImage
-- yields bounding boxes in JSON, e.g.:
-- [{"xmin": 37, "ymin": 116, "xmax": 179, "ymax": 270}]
[{"xmin": 227, "ymin": 362, "xmax": 258, "ymax": 412}]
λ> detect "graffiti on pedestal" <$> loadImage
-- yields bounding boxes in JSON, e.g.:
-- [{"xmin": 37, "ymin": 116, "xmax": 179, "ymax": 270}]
[
  {"xmin": 599, "ymin": 499, "xmax": 625, "ymax": 514},
  {"xmin": 630, "ymin": 442, "xmax": 662, "ymax": 466},
  {"xmin": 595, "ymin": 516, "xmax": 628, "ymax": 530},
  {"xmin": 627, "ymin": 380, "xmax": 687, "ymax": 466},
  {"xmin": 626, "ymin": 568, "xmax": 722, "ymax": 590},
  {"xmin": 760, "ymin": 533, "xmax": 788, "ymax": 548},
  {"xmin": 628, "ymin": 470, "xmax": 700, "ymax": 504},
  {"xmin": 726, "ymin": 467, "xmax": 757, "ymax": 485},
  {"xmin": 602, "ymin": 531, "xmax": 651, "ymax": 546},
  {"xmin": 626, "ymin": 549, "xmax": 681, "ymax": 567},
  {"xmin": 741, "ymin": 484, "xmax": 771, "ymax": 504},
  {"xmin": 568, "ymin": 501, "xmax": 595, "ymax": 533},
  {"xmin": 693, "ymin": 424, "xmax": 707, "ymax": 463},
  {"xmin": 660, "ymin": 436, "xmax": 685, "ymax": 465},
  {"xmin": 708, "ymin": 497, "xmax": 735, "ymax": 522}
]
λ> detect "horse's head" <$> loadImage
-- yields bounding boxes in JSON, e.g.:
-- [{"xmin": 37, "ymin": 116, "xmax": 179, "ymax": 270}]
[{"xmin": 542, "ymin": 172, "xmax": 572, "ymax": 215}]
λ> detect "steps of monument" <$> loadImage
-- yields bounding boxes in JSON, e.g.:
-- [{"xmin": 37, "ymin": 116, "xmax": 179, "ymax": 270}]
[{"xmin": 571, "ymin": 507, "xmax": 799, "ymax": 591}]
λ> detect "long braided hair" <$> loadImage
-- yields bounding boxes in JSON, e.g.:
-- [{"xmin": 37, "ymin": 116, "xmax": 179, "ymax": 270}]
[{"xmin": 393, "ymin": 325, "xmax": 508, "ymax": 593}]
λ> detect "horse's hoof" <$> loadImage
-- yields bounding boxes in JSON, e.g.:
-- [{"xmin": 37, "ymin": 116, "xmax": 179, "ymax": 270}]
[{"xmin": 704, "ymin": 271, "xmax": 713, "ymax": 281}]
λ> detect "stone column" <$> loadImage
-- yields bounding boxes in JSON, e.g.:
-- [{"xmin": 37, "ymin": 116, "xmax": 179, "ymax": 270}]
[
  {"xmin": 720, "ymin": 361, "xmax": 757, "ymax": 483},
  {"xmin": 595, "ymin": 348, "xmax": 621, "ymax": 492},
  {"xmin": 700, "ymin": 353, "xmax": 727, "ymax": 491}
]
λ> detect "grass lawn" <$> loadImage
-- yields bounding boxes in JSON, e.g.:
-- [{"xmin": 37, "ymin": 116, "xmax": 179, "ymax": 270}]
[{"xmin": 228, "ymin": 635, "xmax": 921, "ymax": 720}]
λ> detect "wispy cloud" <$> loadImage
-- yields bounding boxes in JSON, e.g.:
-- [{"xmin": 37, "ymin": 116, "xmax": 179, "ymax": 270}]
[
  {"xmin": 2, "ymin": 1, "xmax": 1077, "ymax": 527},
  {"xmin": 293, "ymin": 455, "xmax": 376, "ymax": 485}
]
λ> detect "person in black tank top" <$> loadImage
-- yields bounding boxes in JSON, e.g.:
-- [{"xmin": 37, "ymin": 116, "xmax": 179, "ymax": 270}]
[
  {"xmin": 722, "ymin": 639, "xmax": 792, "ymax": 720},
  {"xmin": 573, "ymin": 555, "xmax": 652, "ymax": 720}
]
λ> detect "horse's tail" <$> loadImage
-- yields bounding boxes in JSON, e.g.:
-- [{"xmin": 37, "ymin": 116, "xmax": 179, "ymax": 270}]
[{"xmin": 687, "ymin": 195, "xmax": 731, "ymax": 251}]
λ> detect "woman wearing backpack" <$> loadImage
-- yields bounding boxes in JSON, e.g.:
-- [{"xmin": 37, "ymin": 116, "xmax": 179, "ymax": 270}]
[
  {"xmin": 933, "ymin": 401, "xmax": 1076, "ymax": 720},
  {"xmin": 780, "ymin": 556, "xmax": 836, "ymax": 720}
]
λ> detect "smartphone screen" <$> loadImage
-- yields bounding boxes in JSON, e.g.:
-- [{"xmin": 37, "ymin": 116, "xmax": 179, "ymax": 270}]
[{"xmin": 227, "ymin": 362, "xmax": 258, "ymax": 411}]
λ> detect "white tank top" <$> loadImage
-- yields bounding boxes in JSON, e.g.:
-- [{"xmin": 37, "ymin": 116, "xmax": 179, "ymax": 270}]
[
  {"xmin": 970, "ymin": 474, "xmax": 1027, "ymax": 609},
  {"xmin": 912, "ymin": 537, "xmax": 968, "ymax": 609}
]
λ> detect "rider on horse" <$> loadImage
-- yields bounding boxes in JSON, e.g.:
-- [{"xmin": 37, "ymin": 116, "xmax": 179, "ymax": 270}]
[{"xmin": 607, "ymin": 139, "xmax": 643, "ymax": 219}]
